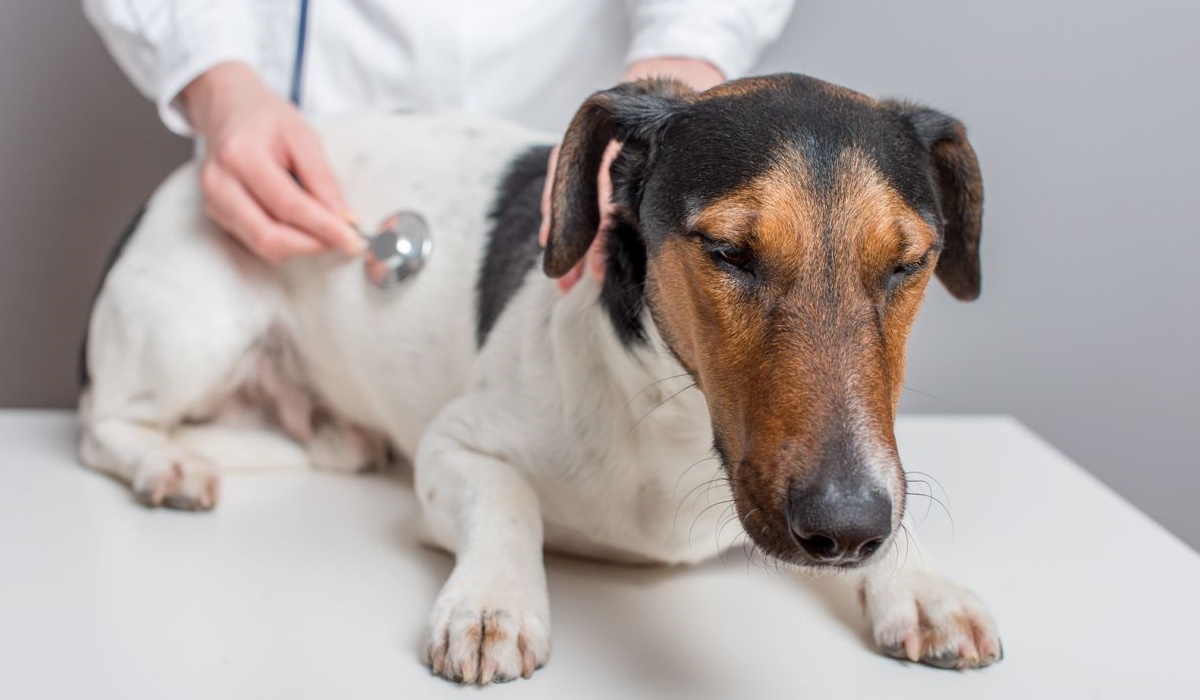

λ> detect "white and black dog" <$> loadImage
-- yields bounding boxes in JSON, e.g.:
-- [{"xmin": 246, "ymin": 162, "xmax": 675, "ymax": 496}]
[{"xmin": 80, "ymin": 75, "xmax": 1000, "ymax": 684}]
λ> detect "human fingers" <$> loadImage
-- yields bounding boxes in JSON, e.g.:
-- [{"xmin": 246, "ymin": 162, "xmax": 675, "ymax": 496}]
[
  {"xmin": 285, "ymin": 125, "xmax": 360, "ymax": 248},
  {"xmin": 201, "ymin": 161, "xmax": 327, "ymax": 264},
  {"xmin": 236, "ymin": 150, "xmax": 361, "ymax": 255}
]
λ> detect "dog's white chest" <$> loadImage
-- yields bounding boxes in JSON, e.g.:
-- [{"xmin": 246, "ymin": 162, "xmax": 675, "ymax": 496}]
[
  {"xmin": 539, "ymin": 381, "xmax": 735, "ymax": 565},
  {"xmin": 547, "ymin": 440, "xmax": 735, "ymax": 565}
]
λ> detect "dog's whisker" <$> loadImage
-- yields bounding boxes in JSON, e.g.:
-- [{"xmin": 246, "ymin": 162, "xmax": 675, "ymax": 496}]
[
  {"xmin": 887, "ymin": 524, "xmax": 905, "ymax": 577},
  {"xmin": 626, "ymin": 372, "xmax": 694, "ymax": 408},
  {"xmin": 625, "ymin": 382, "xmax": 697, "ymax": 436},
  {"xmin": 894, "ymin": 522, "xmax": 920, "ymax": 577},
  {"xmin": 716, "ymin": 515, "xmax": 735, "ymax": 566},
  {"xmin": 717, "ymin": 506, "xmax": 753, "ymax": 562},
  {"xmin": 688, "ymin": 497, "xmax": 735, "ymax": 549},
  {"xmin": 901, "ymin": 384, "xmax": 961, "ymax": 409},
  {"xmin": 905, "ymin": 470, "xmax": 955, "ymax": 544},
  {"xmin": 904, "ymin": 490, "xmax": 955, "ymax": 541},
  {"xmin": 674, "ymin": 478, "xmax": 718, "ymax": 533},
  {"xmin": 693, "ymin": 464, "xmax": 731, "ymax": 509},
  {"xmin": 714, "ymin": 502, "xmax": 739, "ymax": 559},
  {"xmin": 703, "ymin": 471, "xmax": 733, "ymax": 505},
  {"xmin": 906, "ymin": 470, "xmax": 952, "ymax": 506},
  {"xmin": 671, "ymin": 455, "xmax": 718, "ymax": 501},
  {"xmin": 739, "ymin": 533, "xmax": 748, "ymax": 578},
  {"xmin": 672, "ymin": 465, "xmax": 727, "ymax": 533},
  {"xmin": 676, "ymin": 468, "xmax": 722, "ymax": 511},
  {"xmin": 905, "ymin": 478, "xmax": 936, "ymax": 529},
  {"xmin": 908, "ymin": 492, "xmax": 935, "ymax": 531}
]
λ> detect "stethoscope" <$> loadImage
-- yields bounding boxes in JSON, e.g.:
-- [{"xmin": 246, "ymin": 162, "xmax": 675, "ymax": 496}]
[{"xmin": 292, "ymin": 0, "xmax": 431, "ymax": 291}]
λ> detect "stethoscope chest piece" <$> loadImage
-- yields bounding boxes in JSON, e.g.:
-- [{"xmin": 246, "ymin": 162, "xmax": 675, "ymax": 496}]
[{"xmin": 361, "ymin": 211, "xmax": 432, "ymax": 291}]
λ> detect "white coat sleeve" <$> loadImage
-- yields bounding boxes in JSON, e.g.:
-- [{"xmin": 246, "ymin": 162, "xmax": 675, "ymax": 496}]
[
  {"xmin": 625, "ymin": 0, "xmax": 795, "ymax": 80},
  {"xmin": 82, "ymin": 0, "xmax": 262, "ymax": 136}
]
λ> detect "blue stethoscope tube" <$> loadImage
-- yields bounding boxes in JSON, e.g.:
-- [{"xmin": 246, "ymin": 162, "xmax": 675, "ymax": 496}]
[{"xmin": 290, "ymin": 0, "xmax": 310, "ymax": 105}]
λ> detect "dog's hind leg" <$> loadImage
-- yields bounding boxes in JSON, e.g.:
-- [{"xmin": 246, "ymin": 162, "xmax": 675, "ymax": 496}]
[
  {"xmin": 79, "ymin": 296, "xmax": 263, "ymax": 510},
  {"xmin": 79, "ymin": 205, "xmax": 276, "ymax": 510},
  {"xmin": 80, "ymin": 404, "xmax": 222, "ymax": 510},
  {"xmin": 414, "ymin": 406, "xmax": 551, "ymax": 685}
]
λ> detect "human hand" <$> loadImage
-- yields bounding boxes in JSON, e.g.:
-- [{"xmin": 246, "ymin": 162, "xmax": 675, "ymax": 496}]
[
  {"xmin": 184, "ymin": 62, "xmax": 362, "ymax": 265},
  {"xmin": 621, "ymin": 57, "xmax": 723, "ymax": 91},
  {"xmin": 538, "ymin": 58, "xmax": 723, "ymax": 292}
]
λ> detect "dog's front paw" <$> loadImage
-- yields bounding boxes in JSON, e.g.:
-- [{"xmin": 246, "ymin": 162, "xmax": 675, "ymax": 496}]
[
  {"xmin": 861, "ymin": 570, "xmax": 1001, "ymax": 670},
  {"xmin": 133, "ymin": 449, "xmax": 219, "ymax": 511},
  {"xmin": 424, "ymin": 582, "xmax": 550, "ymax": 685}
]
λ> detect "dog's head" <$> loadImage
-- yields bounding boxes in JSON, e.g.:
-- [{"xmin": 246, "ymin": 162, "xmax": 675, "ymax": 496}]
[{"xmin": 545, "ymin": 74, "xmax": 983, "ymax": 570}]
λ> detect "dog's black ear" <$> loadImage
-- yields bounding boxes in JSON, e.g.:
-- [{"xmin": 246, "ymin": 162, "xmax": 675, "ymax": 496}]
[
  {"xmin": 887, "ymin": 102, "xmax": 984, "ymax": 301},
  {"xmin": 543, "ymin": 79, "xmax": 694, "ymax": 278}
]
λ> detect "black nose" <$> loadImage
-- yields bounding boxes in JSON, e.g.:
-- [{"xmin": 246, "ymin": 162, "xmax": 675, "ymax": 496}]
[{"xmin": 786, "ymin": 484, "xmax": 892, "ymax": 564}]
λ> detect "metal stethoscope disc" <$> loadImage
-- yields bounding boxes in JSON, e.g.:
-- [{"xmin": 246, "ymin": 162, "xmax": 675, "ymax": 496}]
[{"xmin": 359, "ymin": 211, "xmax": 432, "ymax": 291}]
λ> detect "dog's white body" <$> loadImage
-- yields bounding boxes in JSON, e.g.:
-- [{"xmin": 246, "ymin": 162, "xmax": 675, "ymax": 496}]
[{"xmin": 82, "ymin": 113, "xmax": 998, "ymax": 682}]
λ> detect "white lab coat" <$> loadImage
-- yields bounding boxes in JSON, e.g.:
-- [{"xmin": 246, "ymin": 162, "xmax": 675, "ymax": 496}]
[{"xmin": 84, "ymin": 0, "xmax": 795, "ymax": 135}]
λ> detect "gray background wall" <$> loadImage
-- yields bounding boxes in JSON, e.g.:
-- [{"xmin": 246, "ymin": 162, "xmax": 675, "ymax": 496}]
[{"xmin": 1, "ymin": 2, "xmax": 1196, "ymax": 547}]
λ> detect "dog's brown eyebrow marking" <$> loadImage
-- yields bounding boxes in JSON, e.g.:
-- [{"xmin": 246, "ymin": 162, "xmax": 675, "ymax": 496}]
[
  {"xmin": 688, "ymin": 153, "xmax": 819, "ymax": 278},
  {"xmin": 688, "ymin": 202, "xmax": 758, "ymax": 244},
  {"xmin": 832, "ymin": 148, "xmax": 938, "ymax": 288},
  {"xmin": 689, "ymin": 146, "xmax": 937, "ymax": 288}
]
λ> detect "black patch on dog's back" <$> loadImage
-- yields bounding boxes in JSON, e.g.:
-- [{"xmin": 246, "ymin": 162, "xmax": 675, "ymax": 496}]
[
  {"xmin": 476, "ymin": 145, "xmax": 553, "ymax": 347},
  {"xmin": 79, "ymin": 204, "xmax": 146, "ymax": 388}
]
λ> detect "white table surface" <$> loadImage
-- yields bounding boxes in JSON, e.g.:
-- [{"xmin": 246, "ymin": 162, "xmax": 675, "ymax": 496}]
[{"xmin": 1, "ymin": 410, "xmax": 1198, "ymax": 699}]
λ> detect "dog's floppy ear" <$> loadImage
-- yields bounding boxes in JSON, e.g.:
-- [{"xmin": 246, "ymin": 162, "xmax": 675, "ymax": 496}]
[
  {"xmin": 543, "ymin": 79, "xmax": 694, "ymax": 278},
  {"xmin": 887, "ymin": 102, "xmax": 984, "ymax": 301}
]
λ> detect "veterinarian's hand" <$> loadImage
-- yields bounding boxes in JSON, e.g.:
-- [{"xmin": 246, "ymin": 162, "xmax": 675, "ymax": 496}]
[
  {"xmin": 539, "ymin": 58, "xmax": 723, "ymax": 292},
  {"xmin": 184, "ymin": 62, "xmax": 363, "ymax": 265}
]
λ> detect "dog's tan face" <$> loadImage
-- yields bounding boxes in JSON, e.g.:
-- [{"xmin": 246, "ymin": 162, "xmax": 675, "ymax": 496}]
[
  {"xmin": 547, "ymin": 74, "xmax": 983, "ymax": 569},
  {"xmin": 647, "ymin": 147, "xmax": 944, "ymax": 567}
]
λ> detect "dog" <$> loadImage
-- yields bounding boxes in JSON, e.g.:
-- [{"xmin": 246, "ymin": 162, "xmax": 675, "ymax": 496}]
[{"xmin": 80, "ymin": 74, "xmax": 1000, "ymax": 684}]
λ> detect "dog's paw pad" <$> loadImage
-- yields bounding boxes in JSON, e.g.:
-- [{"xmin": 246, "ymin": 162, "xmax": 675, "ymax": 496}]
[
  {"xmin": 864, "ymin": 571, "xmax": 1001, "ymax": 670},
  {"xmin": 134, "ymin": 452, "xmax": 219, "ymax": 511},
  {"xmin": 425, "ymin": 592, "xmax": 549, "ymax": 684}
]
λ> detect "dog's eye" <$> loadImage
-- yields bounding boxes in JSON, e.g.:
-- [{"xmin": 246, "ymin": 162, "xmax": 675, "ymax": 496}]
[
  {"xmin": 704, "ymin": 242, "xmax": 754, "ymax": 273},
  {"xmin": 887, "ymin": 258, "xmax": 927, "ymax": 291}
]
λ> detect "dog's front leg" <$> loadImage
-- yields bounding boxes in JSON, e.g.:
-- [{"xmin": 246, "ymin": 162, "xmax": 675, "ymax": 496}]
[
  {"xmin": 415, "ymin": 429, "xmax": 550, "ymax": 685},
  {"xmin": 858, "ymin": 536, "xmax": 1002, "ymax": 670}
]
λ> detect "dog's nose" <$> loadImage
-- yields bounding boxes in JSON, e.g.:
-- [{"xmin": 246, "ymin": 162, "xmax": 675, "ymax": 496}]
[{"xmin": 786, "ymin": 484, "xmax": 892, "ymax": 564}]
